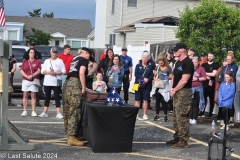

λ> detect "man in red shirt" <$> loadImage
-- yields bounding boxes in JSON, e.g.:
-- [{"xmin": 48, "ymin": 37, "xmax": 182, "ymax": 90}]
[
  {"xmin": 58, "ymin": 45, "xmax": 74, "ymax": 87},
  {"xmin": 99, "ymin": 49, "xmax": 107, "ymax": 61}
]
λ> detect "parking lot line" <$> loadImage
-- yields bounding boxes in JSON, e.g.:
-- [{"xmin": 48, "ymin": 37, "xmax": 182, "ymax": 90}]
[{"xmin": 144, "ymin": 120, "xmax": 240, "ymax": 159}]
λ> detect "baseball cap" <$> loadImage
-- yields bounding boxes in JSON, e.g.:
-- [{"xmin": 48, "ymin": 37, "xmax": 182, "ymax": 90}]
[
  {"xmin": 51, "ymin": 47, "xmax": 58, "ymax": 53},
  {"xmin": 81, "ymin": 47, "xmax": 91, "ymax": 54},
  {"xmin": 173, "ymin": 43, "xmax": 187, "ymax": 52},
  {"xmin": 30, "ymin": 41, "xmax": 35, "ymax": 46},
  {"xmin": 200, "ymin": 52, "xmax": 207, "ymax": 57},
  {"xmin": 167, "ymin": 49, "xmax": 173, "ymax": 54},
  {"xmin": 189, "ymin": 48, "xmax": 196, "ymax": 53},
  {"xmin": 122, "ymin": 47, "xmax": 127, "ymax": 51}
]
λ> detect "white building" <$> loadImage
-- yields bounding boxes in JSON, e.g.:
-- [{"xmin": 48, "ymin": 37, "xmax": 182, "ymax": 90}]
[{"xmin": 94, "ymin": 0, "xmax": 240, "ymax": 48}]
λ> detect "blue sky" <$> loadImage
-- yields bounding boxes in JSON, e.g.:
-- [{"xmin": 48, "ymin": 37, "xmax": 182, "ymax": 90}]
[{"xmin": 4, "ymin": 0, "xmax": 96, "ymax": 27}]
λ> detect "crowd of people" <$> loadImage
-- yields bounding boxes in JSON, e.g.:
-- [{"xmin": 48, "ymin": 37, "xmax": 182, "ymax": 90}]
[{"xmin": 10, "ymin": 41, "xmax": 239, "ymax": 148}]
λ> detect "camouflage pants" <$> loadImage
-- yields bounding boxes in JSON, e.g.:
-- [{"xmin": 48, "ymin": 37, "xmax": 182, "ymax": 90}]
[
  {"xmin": 62, "ymin": 77, "xmax": 82, "ymax": 136},
  {"xmin": 173, "ymin": 88, "xmax": 192, "ymax": 142}
]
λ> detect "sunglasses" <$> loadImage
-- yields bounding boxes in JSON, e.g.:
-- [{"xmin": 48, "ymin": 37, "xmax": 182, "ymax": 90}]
[{"xmin": 122, "ymin": 49, "xmax": 127, "ymax": 51}]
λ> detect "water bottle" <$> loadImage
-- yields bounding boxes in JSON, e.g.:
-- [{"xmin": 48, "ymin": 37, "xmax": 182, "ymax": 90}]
[
  {"xmin": 17, "ymin": 104, "xmax": 22, "ymax": 108},
  {"xmin": 212, "ymin": 120, "xmax": 215, "ymax": 129}
]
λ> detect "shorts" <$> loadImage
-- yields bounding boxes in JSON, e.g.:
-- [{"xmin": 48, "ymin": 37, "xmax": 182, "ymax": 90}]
[
  {"xmin": 22, "ymin": 80, "xmax": 39, "ymax": 92},
  {"xmin": 135, "ymin": 88, "xmax": 150, "ymax": 101},
  {"xmin": 62, "ymin": 75, "xmax": 67, "ymax": 87}
]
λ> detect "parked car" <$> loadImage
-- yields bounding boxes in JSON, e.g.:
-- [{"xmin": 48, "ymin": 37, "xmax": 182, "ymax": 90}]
[{"xmin": 12, "ymin": 45, "xmax": 63, "ymax": 99}]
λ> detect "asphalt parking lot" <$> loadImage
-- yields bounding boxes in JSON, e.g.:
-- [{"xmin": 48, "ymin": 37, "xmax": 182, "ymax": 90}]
[{"xmin": 1, "ymin": 93, "xmax": 240, "ymax": 160}]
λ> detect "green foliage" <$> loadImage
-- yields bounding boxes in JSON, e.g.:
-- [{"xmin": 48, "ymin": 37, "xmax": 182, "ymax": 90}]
[
  {"xmin": 25, "ymin": 28, "xmax": 52, "ymax": 45},
  {"xmin": 176, "ymin": 0, "xmax": 240, "ymax": 64},
  {"xmin": 45, "ymin": 12, "xmax": 54, "ymax": 18},
  {"xmin": 28, "ymin": 8, "xmax": 42, "ymax": 17}
]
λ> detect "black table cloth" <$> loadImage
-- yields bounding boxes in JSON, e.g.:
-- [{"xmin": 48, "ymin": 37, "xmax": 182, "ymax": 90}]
[{"xmin": 80, "ymin": 101, "xmax": 139, "ymax": 153}]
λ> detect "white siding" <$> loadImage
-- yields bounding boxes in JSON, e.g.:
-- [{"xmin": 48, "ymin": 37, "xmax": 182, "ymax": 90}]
[
  {"xmin": 122, "ymin": 0, "xmax": 198, "ymax": 26},
  {"xmin": 164, "ymin": 27, "xmax": 177, "ymax": 42},
  {"xmin": 94, "ymin": 0, "xmax": 107, "ymax": 48},
  {"xmin": 126, "ymin": 28, "xmax": 164, "ymax": 46}
]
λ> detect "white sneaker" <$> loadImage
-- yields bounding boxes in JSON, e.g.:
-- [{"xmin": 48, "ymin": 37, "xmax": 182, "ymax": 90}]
[
  {"xmin": 136, "ymin": 114, "xmax": 141, "ymax": 120},
  {"xmin": 217, "ymin": 120, "xmax": 221, "ymax": 123},
  {"xmin": 189, "ymin": 119, "xmax": 193, "ymax": 124},
  {"xmin": 31, "ymin": 111, "xmax": 38, "ymax": 117},
  {"xmin": 56, "ymin": 113, "xmax": 63, "ymax": 119},
  {"xmin": 220, "ymin": 120, "xmax": 224, "ymax": 126},
  {"xmin": 191, "ymin": 119, "xmax": 197, "ymax": 125},
  {"xmin": 143, "ymin": 114, "xmax": 148, "ymax": 120},
  {"xmin": 21, "ymin": 110, "xmax": 27, "ymax": 117},
  {"xmin": 38, "ymin": 112, "xmax": 48, "ymax": 118},
  {"xmin": 220, "ymin": 124, "xmax": 229, "ymax": 130}
]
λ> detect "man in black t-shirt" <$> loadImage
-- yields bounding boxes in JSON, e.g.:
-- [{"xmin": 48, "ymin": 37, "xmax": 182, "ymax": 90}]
[
  {"xmin": 9, "ymin": 55, "xmax": 17, "ymax": 106},
  {"xmin": 200, "ymin": 52, "xmax": 218, "ymax": 117},
  {"xmin": 22, "ymin": 41, "xmax": 42, "ymax": 107},
  {"xmin": 166, "ymin": 43, "xmax": 194, "ymax": 149},
  {"xmin": 62, "ymin": 47, "xmax": 90, "ymax": 146}
]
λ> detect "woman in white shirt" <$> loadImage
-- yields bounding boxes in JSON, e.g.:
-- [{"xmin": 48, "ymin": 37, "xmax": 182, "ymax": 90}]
[{"xmin": 39, "ymin": 47, "xmax": 66, "ymax": 119}]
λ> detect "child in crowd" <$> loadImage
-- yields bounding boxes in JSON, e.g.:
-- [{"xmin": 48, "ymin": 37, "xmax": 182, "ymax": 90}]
[
  {"xmin": 92, "ymin": 71, "xmax": 107, "ymax": 92},
  {"xmin": 218, "ymin": 72, "xmax": 235, "ymax": 130}
]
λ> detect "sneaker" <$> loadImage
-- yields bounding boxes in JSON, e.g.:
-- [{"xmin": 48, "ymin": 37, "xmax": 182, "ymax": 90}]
[
  {"xmin": 228, "ymin": 121, "xmax": 234, "ymax": 126},
  {"xmin": 136, "ymin": 114, "xmax": 142, "ymax": 120},
  {"xmin": 191, "ymin": 119, "xmax": 197, "ymax": 125},
  {"xmin": 220, "ymin": 124, "xmax": 229, "ymax": 130},
  {"xmin": 220, "ymin": 120, "xmax": 224, "ymax": 126},
  {"xmin": 198, "ymin": 111, "xmax": 204, "ymax": 117},
  {"xmin": 166, "ymin": 138, "xmax": 179, "ymax": 145},
  {"xmin": 143, "ymin": 114, "xmax": 148, "ymax": 120},
  {"xmin": 172, "ymin": 141, "xmax": 188, "ymax": 149},
  {"xmin": 56, "ymin": 113, "xmax": 63, "ymax": 119},
  {"xmin": 164, "ymin": 116, "xmax": 168, "ymax": 122},
  {"xmin": 38, "ymin": 112, "xmax": 48, "ymax": 118},
  {"xmin": 21, "ymin": 110, "xmax": 27, "ymax": 117},
  {"xmin": 154, "ymin": 115, "xmax": 160, "ymax": 121},
  {"xmin": 189, "ymin": 119, "xmax": 192, "ymax": 124},
  {"xmin": 217, "ymin": 120, "xmax": 221, "ymax": 123},
  {"xmin": 169, "ymin": 110, "xmax": 173, "ymax": 114},
  {"xmin": 31, "ymin": 111, "xmax": 38, "ymax": 117},
  {"xmin": 36, "ymin": 101, "xmax": 42, "ymax": 107}
]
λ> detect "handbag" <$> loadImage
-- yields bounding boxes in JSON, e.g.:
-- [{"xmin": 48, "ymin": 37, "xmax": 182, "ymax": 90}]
[
  {"xmin": 50, "ymin": 59, "xmax": 62, "ymax": 87},
  {"xmin": 132, "ymin": 66, "xmax": 147, "ymax": 91},
  {"xmin": 154, "ymin": 66, "xmax": 165, "ymax": 89},
  {"xmin": 107, "ymin": 72, "xmax": 113, "ymax": 88},
  {"xmin": 28, "ymin": 60, "xmax": 40, "ymax": 87}
]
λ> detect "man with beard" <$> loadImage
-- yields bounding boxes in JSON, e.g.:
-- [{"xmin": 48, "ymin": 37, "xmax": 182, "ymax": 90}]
[{"xmin": 199, "ymin": 52, "xmax": 219, "ymax": 117}]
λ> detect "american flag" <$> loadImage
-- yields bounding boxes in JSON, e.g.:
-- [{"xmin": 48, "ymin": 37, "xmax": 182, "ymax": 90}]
[
  {"xmin": 104, "ymin": 87, "xmax": 125, "ymax": 106},
  {"xmin": 0, "ymin": 0, "xmax": 5, "ymax": 27}
]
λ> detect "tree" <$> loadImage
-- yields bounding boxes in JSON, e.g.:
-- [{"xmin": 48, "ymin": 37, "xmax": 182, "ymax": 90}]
[
  {"xmin": 176, "ymin": 0, "xmax": 240, "ymax": 64},
  {"xmin": 29, "ymin": 8, "xmax": 54, "ymax": 18},
  {"xmin": 45, "ymin": 12, "xmax": 54, "ymax": 18},
  {"xmin": 28, "ymin": 8, "xmax": 42, "ymax": 17},
  {"xmin": 25, "ymin": 28, "xmax": 52, "ymax": 45}
]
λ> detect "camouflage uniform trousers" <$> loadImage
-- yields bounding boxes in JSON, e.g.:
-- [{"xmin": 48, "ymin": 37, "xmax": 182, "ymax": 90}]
[
  {"xmin": 62, "ymin": 77, "xmax": 82, "ymax": 136},
  {"xmin": 172, "ymin": 88, "xmax": 192, "ymax": 142}
]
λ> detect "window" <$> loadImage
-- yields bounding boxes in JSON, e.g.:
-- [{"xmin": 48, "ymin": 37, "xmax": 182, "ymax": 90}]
[
  {"xmin": 0, "ymin": 31, "xmax": 3, "ymax": 39},
  {"xmin": 128, "ymin": 0, "xmax": 137, "ymax": 7},
  {"xmin": 55, "ymin": 40, "xmax": 60, "ymax": 46},
  {"xmin": 112, "ymin": 0, "xmax": 115, "ymax": 14},
  {"xmin": 66, "ymin": 40, "xmax": 71, "ymax": 45},
  {"xmin": 8, "ymin": 31, "xmax": 18, "ymax": 40},
  {"xmin": 72, "ymin": 41, "xmax": 81, "ymax": 48}
]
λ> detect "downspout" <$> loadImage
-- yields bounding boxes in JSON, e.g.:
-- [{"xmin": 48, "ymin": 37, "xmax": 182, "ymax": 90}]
[{"xmin": 120, "ymin": 0, "xmax": 123, "ymax": 27}]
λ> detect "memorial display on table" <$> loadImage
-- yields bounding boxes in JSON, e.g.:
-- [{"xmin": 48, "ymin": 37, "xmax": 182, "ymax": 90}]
[
  {"xmin": 84, "ymin": 88, "xmax": 108, "ymax": 103},
  {"xmin": 104, "ymin": 87, "xmax": 125, "ymax": 107}
]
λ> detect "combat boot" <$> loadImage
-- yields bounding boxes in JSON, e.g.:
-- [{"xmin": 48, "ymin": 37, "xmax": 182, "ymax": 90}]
[
  {"xmin": 171, "ymin": 141, "xmax": 188, "ymax": 149},
  {"xmin": 166, "ymin": 138, "xmax": 179, "ymax": 145},
  {"xmin": 67, "ymin": 136, "xmax": 84, "ymax": 146}
]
